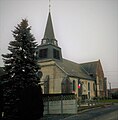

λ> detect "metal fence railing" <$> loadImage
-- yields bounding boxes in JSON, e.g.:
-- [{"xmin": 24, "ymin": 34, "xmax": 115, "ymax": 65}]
[{"xmin": 42, "ymin": 93, "xmax": 77, "ymax": 114}]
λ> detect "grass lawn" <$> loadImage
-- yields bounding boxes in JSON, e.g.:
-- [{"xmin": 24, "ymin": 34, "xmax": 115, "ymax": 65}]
[{"xmin": 99, "ymin": 99, "xmax": 118, "ymax": 103}]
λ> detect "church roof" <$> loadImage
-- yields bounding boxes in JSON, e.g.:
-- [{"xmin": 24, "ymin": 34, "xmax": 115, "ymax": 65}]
[
  {"xmin": 80, "ymin": 61, "xmax": 97, "ymax": 74},
  {"xmin": 80, "ymin": 60, "xmax": 99, "ymax": 75},
  {"xmin": 56, "ymin": 59, "xmax": 94, "ymax": 80},
  {"xmin": 43, "ymin": 12, "xmax": 55, "ymax": 40}
]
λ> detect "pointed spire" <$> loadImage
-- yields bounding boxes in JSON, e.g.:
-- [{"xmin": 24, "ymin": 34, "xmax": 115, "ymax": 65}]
[
  {"xmin": 41, "ymin": 2, "xmax": 58, "ymax": 46},
  {"xmin": 43, "ymin": 12, "xmax": 55, "ymax": 40}
]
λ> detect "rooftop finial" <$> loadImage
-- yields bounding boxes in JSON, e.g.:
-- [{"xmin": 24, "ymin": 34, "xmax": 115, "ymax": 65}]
[{"xmin": 49, "ymin": 0, "xmax": 51, "ymax": 12}]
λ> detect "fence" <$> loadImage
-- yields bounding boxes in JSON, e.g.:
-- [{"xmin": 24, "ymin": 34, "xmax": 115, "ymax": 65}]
[
  {"xmin": 78, "ymin": 99, "xmax": 99, "ymax": 107},
  {"xmin": 43, "ymin": 93, "xmax": 77, "ymax": 114}
]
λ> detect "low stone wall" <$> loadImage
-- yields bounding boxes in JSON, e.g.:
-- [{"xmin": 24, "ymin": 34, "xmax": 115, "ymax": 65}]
[{"xmin": 43, "ymin": 94, "xmax": 77, "ymax": 114}]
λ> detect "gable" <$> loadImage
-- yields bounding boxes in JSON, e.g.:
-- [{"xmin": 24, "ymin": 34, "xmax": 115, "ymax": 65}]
[
  {"xmin": 80, "ymin": 60, "xmax": 104, "ymax": 79},
  {"xmin": 80, "ymin": 61, "xmax": 98, "ymax": 75}
]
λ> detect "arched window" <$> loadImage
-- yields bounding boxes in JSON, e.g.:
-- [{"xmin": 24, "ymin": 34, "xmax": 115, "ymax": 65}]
[
  {"xmin": 44, "ymin": 75, "xmax": 49, "ymax": 94},
  {"xmin": 61, "ymin": 76, "xmax": 72, "ymax": 93},
  {"xmin": 88, "ymin": 82, "xmax": 90, "ymax": 91},
  {"xmin": 88, "ymin": 82, "xmax": 90, "ymax": 99},
  {"xmin": 73, "ymin": 80, "xmax": 76, "ymax": 92},
  {"xmin": 93, "ymin": 83, "xmax": 95, "ymax": 91}
]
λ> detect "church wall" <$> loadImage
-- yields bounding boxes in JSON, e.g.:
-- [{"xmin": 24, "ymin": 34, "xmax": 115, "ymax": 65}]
[
  {"xmin": 39, "ymin": 61, "xmax": 54, "ymax": 93},
  {"xmin": 40, "ymin": 65, "xmax": 55, "ymax": 93},
  {"xmin": 80, "ymin": 79, "xmax": 95, "ymax": 99},
  {"xmin": 53, "ymin": 65, "xmax": 66, "ymax": 93},
  {"xmin": 69, "ymin": 77, "xmax": 78, "ymax": 97},
  {"xmin": 89, "ymin": 81, "xmax": 96, "ymax": 98},
  {"xmin": 39, "ymin": 61, "xmax": 96, "ymax": 99},
  {"xmin": 81, "ymin": 79, "xmax": 88, "ymax": 96},
  {"xmin": 96, "ymin": 61, "xmax": 106, "ymax": 98},
  {"xmin": 96, "ymin": 75, "xmax": 105, "ymax": 98},
  {"xmin": 39, "ymin": 61, "xmax": 66, "ymax": 94}
]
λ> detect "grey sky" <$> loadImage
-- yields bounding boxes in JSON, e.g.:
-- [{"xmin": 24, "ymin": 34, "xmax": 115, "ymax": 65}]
[{"xmin": 0, "ymin": 0, "xmax": 118, "ymax": 88}]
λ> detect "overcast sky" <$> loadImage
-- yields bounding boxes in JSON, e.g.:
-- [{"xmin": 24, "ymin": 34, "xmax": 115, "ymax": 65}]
[{"xmin": 0, "ymin": 0, "xmax": 118, "ymax": 88}]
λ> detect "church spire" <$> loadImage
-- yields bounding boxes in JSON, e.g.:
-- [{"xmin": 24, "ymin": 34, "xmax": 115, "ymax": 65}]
[
  {"xmin": 43, "ymin": 12, "xmax": 55, "ymax": 40},
  {"xmin": 42, "ymin": 12, "xmax": 58, "ymax": 46},
  {"xmin": 41, "ymin": 0, "xmax": 58, "ymax": 46},
  {"xmin": 37, "ymin": 7, "xmax": 62, "ymax": 61}
]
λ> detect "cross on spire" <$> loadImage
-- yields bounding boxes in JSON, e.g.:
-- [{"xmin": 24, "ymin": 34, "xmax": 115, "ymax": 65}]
[{"xmin": 49, "ymin": 0, "xmax": 51, "ymax": 12}]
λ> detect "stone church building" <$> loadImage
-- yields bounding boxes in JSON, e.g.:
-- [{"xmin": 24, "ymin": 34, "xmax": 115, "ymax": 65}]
[{"xmin": 36, "ymin": 12, "xmax": 107, "ymax": 100}]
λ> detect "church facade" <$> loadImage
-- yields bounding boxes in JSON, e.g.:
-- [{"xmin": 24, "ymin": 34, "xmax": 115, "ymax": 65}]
[{"xmin": 36, "ymin": 12, "xmax": 107, "ymax": 100}]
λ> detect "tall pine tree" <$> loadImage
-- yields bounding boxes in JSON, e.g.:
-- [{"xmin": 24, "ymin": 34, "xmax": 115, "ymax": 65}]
[{"xmin": 2, "ymin": 19, "xmax": 43, "ymax": 120}]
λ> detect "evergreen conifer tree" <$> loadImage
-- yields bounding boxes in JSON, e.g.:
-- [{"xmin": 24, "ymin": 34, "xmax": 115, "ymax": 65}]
[{"xmin": 2, "ymin": 19, "xmax": 43, "ymax": 120}]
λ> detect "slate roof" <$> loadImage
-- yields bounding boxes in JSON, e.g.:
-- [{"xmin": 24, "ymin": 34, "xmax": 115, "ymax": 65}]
[
  {"xmin": 56, "ymin": 59, "xmax": 94, "ymax": 80},
  {"xmin": 43, "ymin": 12, "xmax": 55, "ymax": 40},
  {"xmin": 80, "ymin": 61, "xmax": 99, "ymax": 74},
  {"xmin": 80, "ymin": 60, "xmax": 100, "ymax": 79}
]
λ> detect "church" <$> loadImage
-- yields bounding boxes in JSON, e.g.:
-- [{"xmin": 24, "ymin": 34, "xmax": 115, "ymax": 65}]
[{"xmin": 36, "ymin": 12, "xmax": 107, "ymax": 100}]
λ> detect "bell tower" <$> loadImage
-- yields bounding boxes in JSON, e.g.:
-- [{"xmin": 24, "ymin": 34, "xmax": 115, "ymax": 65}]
[{"xmin": 36, "ymin": 12, "xmax": 62, "ymax": 61}]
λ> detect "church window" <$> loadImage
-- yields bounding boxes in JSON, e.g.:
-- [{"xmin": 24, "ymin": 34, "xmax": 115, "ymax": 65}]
[
  {"xmin": 88, "ymin": 82, "xmax": 90, "ymax": 91},
  {"xmin": 44, "ymin": 75, "xmax": 49, "ymax": 94},
  {"xmin": 93, "ymin": 83, "xmax": 95, "ymax": 91},
  {"xmin": 39, "ymin": 48, "xmax": 48, "ymax": 58},
  {"xmin": 73, "ymin": 80, "xmax": 76, "ymax": 91},
  {"xmin": 99, "ymin": 80, "xmax": 103, "ymax": 90},
  {"xmin": 53, "ymin": 49, "xmax": 60, "ymax": 59},
  {"xmin": 61, "ymin": 77, "xmax": 72, "ymax": 93},
  {"xmin": 88, "ymin": 82, "xmax": 90, "ymax": 99}
]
